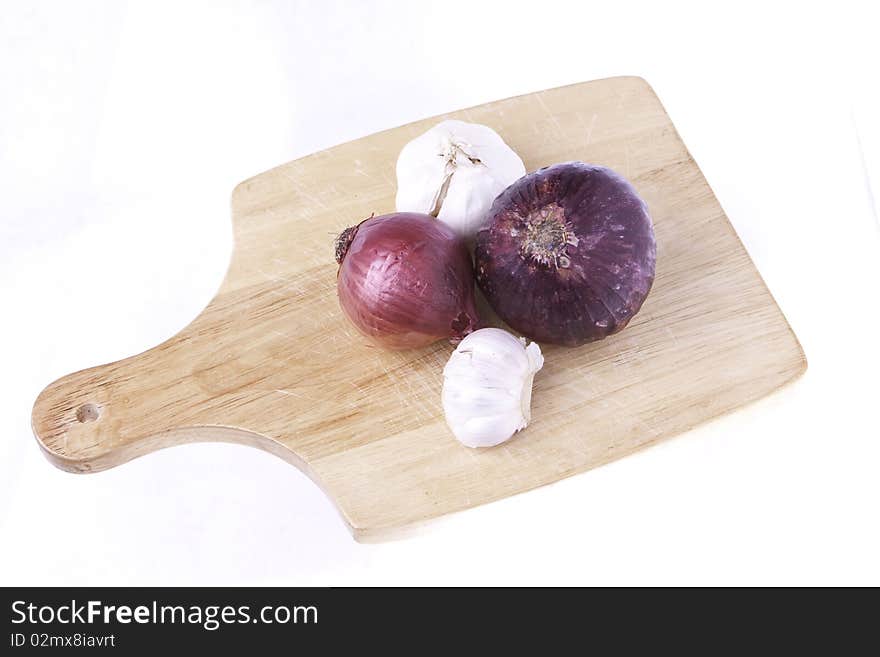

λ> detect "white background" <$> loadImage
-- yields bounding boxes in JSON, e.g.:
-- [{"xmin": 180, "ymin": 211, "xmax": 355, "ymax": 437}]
[{"xmin": 2, "ymin": 1, "xmax": 878, "ymax": 585}]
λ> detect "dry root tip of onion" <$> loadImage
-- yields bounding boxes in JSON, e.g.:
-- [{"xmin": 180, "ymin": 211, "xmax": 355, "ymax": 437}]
[{"xmin": 334, "ymin": 225, "xmax": 360, "ymax": 264}]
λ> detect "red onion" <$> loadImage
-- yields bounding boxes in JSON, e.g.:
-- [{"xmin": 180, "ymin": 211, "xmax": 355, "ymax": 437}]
[
  {"xmin": 475, "ymin": 162, "xmax": 656, "ymax": 346},
  {"xmin": 335, "ymin": 212, "xmax": 480, "ymax": 349}
]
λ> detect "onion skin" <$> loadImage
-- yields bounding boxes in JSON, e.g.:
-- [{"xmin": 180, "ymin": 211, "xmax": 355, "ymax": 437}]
[
  {"xmin": 336, "ymin": 212, "xmax": 480, "ymax": 350},
  {"xmin": 475, "ymin": 162, "xmax": 656, "ymax": 347}
]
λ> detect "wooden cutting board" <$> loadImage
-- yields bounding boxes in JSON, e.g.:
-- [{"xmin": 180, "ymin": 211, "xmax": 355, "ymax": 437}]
[{"xmin": 31, "ymin": 76, "xmax": 806, "ymax": 541}]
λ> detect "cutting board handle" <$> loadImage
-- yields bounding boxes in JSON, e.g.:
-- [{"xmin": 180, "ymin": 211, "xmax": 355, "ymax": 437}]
[{"xmin": 30, "ymin": 333, "xmax": 243, "ymax": 473}]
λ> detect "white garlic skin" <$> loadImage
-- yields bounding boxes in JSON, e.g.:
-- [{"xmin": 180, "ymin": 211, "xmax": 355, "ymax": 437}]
[
  {"xmin": 442, "ymin": 328, "xmax": 544, "ymax": 448},
  {"xmin": 395, "ymin": 120, "xmax": 526, "ymax": 241}
]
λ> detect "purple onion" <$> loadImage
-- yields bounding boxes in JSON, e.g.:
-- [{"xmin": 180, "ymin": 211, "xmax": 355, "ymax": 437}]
[
  {"xmin": 474, "ymin": 162, "xmax": 656, "ymax": 346},
  {"xmin": 335, "ymin": 212, "xmax": 480, "ymax": 350}
]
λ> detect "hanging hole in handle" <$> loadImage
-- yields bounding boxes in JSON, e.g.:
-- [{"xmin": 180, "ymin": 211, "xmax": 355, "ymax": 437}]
[{"xmin": 76, "ymin": 403, "xmax": 101, "ymax": 423}]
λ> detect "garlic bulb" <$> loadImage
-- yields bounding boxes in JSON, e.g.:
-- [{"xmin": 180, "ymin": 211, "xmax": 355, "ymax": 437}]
[
  {"xmin": 441, "ymin": 328, "xmax": 544, "ymax": 448},
  {"xmin": 395, "ymin": 120, "xmax": 526, "ymax": 241}
]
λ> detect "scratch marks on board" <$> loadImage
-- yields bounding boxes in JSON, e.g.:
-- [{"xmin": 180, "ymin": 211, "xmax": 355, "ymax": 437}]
[
  {"xmin": 281, "ymin": 169, "xmax": 328, "ymax": 211},
  {"xmin": 535, "ymin": 91, "xmax": 566, "ymax": 142},
  {"xmin": 274, "ymin": 388, "xmax": 315, "ymax": 401},
  {"xmin": 583, "ymin": 112, "xmax": 598, "ymax": 147}
]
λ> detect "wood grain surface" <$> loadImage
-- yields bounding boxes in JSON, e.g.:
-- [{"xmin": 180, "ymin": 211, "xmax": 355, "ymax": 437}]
[{"xmin": 31, "ymin": 76, "xmax": 806, "ymax": 541}]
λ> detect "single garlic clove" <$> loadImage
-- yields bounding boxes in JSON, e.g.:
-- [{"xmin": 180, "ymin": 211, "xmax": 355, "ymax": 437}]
[
  {"xmin": 441, "ymin": 327, "xmax": 544, "ymax": 448},
  {"xmin": 395, "ymin": 120, "xmax": 526, "ymax": 241}
]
